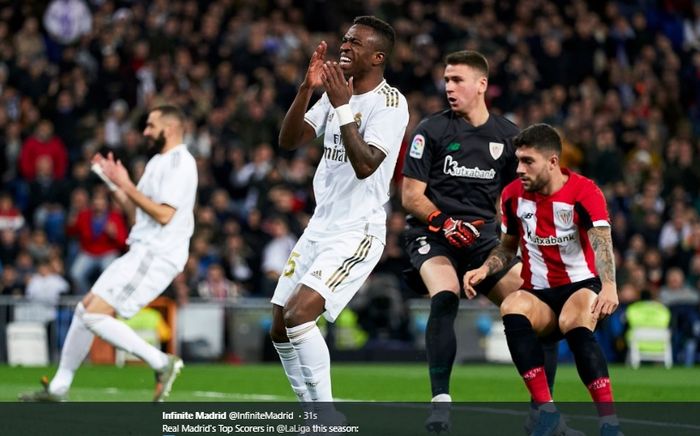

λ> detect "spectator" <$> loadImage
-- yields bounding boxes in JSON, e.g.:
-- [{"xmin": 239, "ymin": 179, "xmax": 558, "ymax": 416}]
[
  {"xmin": 0, "ymin": 192, "xmax": 25, "ymax": 231},
  {"xmin": 223, "ymin": 234, "xmax": 254, "ymax": 291},
  {"xmin": 19, "ymin": 120, "xmax": 69, "ymax": 181},
  {"xmin": 260, "ymin": 215, "xmax": 296, "ymax": 296},
  {"xmin": 66, "ymin": 189, "xmax": 127, "ymax": 294},
  {"xmin": 0, "ymin": 228, "xmax": 20, "ymax": 267},
  {"xmin": 25, "ymin": 258, "xmax": 69, "ymax": 307},
  {"xmin": 660, "ymin": 268, "xmax": 700, "ymax": 307},
  {"xmin": 26, "ymin": 156, "xmax": 69, "ymax": 237},
  {"xmin": 659, "ymin": 206, "xmax": 693, "ymax": 260},
  {"xmin": 104, "ymin": 99, "xmax": 131, "ymax": 148},
  {"xmin": 13, "ymin": 17, "xmax": 45, "ymax": 60},
  {"xmin": 659, "ymin": 268, "xmax": 700, "ymax": 366},
  {"xmin": 197, "ymin": 263, "xmax": 240, "ymax": 301},
  {"xmin": 0, "ymin": 265, "xmax": 24, "ymax": 297},
  {"xmin": 24, "ymin": 258, "xmax": 70, "ymax": 360}
]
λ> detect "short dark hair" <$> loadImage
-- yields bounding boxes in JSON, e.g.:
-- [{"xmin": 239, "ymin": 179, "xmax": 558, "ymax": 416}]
[
  {"xmin": 444, "ymin": 50, "xmax": 489, "ymax": 76},
  {"xmin": 513, "ymin": 123, "xmax": 562, "ymax": 155},
  {"xmin": 353, "ymin": 16, "xmax": 396, "ymax": 59},
  {"xmin": 151, "ymin": 104, "xmax": 185, "ymax": 124}
]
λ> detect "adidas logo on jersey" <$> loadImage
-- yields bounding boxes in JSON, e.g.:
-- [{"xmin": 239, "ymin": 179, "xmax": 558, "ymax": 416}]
[{"xmin": 310, "ymin": 270, "xmax": 323, "ymax": 280}]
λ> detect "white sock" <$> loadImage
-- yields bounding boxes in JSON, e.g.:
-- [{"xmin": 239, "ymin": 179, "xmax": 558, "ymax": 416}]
[
  {"xmin": 286, "ymin": 321, "xmax": 332, "ymax": 402},
  {"xmin": 82, "ymin": 312, "xmax": 168, "ymax": 370},
  {"xmin": 273, "ymin": 341, "xmax": 312, "ymax": 402},
  {"xmin": 49, "ymin": 303, "xmax": 94, "ymax": 396},
  {"xmin": 429, "ymin": 393, "xmax": 452, "ymax": 420},
  {"xmin": 431, "ymin": 393, "xmax": 452, "ymax": 403}
]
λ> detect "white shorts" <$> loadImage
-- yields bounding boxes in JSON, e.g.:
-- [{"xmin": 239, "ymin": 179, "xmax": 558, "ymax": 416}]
[
  {"xmin": 92, "ymin": 245, "xmax": 179, "ymax": 318},
  {"xmin": 271, "ymin": 230, "xmax": 384, "ymax": 322}
]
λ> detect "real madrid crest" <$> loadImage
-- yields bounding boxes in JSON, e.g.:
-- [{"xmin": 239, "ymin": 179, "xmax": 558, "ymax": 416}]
[{"xmin": 354, "ymin": 112, "xmax": 362, "ymax": 128}]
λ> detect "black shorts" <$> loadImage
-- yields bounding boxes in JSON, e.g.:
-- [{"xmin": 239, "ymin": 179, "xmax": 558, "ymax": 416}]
[
  {"xmin": 524, "ymin": 277, "xmax": 602, "ymax": 317},
  {"xmin": 403, "ymin": 225, "xmax": 520, "ymax": 297}
]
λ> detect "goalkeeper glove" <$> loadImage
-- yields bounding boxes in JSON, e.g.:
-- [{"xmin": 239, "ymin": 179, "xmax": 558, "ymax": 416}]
[{"xmin": 427, "ymin": 210, "xmax": 484, "ymax": 249}]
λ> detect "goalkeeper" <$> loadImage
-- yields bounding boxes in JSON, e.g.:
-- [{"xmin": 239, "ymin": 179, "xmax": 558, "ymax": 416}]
[{"xmin": 401, "ymin": 50, "xmax": 577, "ymax": 436}]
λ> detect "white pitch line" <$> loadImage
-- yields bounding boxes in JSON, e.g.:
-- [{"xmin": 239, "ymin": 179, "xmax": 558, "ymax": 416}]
[
  {"xmin": 191, "ymin": 391, "xmax": 362, "ymax": 402},
  {"xmin": 192, "ymin": 391, "xmax": 286, "ymax": 401}
]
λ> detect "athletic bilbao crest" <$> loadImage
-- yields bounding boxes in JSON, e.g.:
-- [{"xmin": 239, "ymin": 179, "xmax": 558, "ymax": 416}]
[
  {"xmin": 489, "ymin": 142, "xmax": 504, "ymax": 160},
  {"xmin": 556, "ymin": 209, "xmax": 573, "ymax": 227}
]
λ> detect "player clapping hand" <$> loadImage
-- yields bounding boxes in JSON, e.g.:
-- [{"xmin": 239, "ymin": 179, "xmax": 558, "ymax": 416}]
[
  {"xmin": 322, "ymin": 61, "xmax": 353, "ymax": 108},
  {"xmin": 92, "ymin": 152, "xmax": 133, "ymax": 191},
  {"xmin": 302, "ymin": 41, "xmax": 327, "ymax": 90}
]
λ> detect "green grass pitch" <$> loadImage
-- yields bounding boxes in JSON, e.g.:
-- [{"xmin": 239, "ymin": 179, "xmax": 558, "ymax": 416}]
[{"xmin": 3, "ymin": 362, "xmax": 700, "ymax": 402}]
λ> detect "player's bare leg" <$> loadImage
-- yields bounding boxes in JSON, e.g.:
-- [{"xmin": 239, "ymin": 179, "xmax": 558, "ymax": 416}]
[
  {"xmin": 560, "ymin": 290, "xmax": 621, "ymax": 436},
  {"xmin": 484, "ymin": 262, "xmax": 522, "ymax": 306}
]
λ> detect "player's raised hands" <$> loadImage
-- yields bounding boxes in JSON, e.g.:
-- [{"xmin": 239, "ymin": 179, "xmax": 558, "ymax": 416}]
[
  {"xmin": 302, "ymin": 41, "xmax": 327, "ymax": 90},
  {"xmin": 100, "ymin": 152, "xmax": 133, "ymax": 190},
  {"xmin": 321, "ymin": 61, "xmax": 353, "ymax": 108},
  {"xmin": 91, "ymin": 152, "xmax": 105, "ymax": 166}
]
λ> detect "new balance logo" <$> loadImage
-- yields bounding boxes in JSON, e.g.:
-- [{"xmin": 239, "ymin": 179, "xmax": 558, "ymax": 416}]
[{"xmin": 310, "ymin": 270, "xmax": 322, "ymax": 280}]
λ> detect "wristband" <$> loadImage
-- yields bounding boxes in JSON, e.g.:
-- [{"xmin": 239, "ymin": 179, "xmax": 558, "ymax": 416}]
[
  {"xmin": 335, "ymin": 104, "xmax": 354, "ymax": 126},
  {"xmin": 91, "ymin": 163, "xmax": 118, "ymax": 192},
  {"xmin": 427, "ymin": 210, "xmax": 448, "ymax": 232}
]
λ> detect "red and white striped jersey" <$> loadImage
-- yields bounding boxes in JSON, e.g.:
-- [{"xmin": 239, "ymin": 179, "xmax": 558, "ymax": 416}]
[{"xmin": 500, "ymin": 169, "xmax": 610, "ymax": 290}]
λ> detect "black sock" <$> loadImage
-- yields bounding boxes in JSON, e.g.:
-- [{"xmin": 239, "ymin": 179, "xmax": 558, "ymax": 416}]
[
  {"xmin": 426, "ymin": 291, "xmax": 459, "ymax": 397},
  {"xmin": 565, "ymin": 327, "xmax": 609, "ymax": 385},
  {"xmin": 502, "ymin": 314, "xmax": 544, "ymax": 375}
]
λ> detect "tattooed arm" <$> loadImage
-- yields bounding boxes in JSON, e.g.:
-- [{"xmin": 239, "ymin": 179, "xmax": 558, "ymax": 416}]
[
  {"xmin": 588, "ymin": 226, "xmax": 619, "ymax": 319},
  {"xmin": 463, "ymin": 233, "xmax": 519, "ymax": 299}
]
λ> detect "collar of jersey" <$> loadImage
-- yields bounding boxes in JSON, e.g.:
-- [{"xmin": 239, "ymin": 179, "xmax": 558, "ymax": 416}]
[
  {"xmin": 351, "ymin": 79, "xmax": 387, "ymax": 98},
  {"xmin": 456, "ymin": 112, "xmax": 492, "ymax": 131},
  {"xmin": 159, "ymin": 143, "xmax": 187, "ymax": 155}
]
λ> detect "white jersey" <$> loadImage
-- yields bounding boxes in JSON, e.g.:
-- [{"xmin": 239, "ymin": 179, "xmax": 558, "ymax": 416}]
[
  {"xmin": 126, "ymin": 144, "xmax": 197, "ymax": 270},
  {"xmin": 303, "ymin": 79, "xmax": 408, "ymax": 242}
]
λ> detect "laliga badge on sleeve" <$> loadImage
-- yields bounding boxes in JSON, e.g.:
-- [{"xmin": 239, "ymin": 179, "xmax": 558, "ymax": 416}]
[{"xmin": 410, "ymin": 134, "xmax": 425, "ymax": 158}]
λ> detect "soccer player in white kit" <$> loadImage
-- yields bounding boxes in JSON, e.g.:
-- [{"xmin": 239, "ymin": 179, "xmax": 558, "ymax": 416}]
[
  {"xmin": 269, "ymin": 16, "xmax": 409, "ymax": 405},
  {"xmin": 20, "ymin": 105, "xmax": 198, "ymax": 402}
]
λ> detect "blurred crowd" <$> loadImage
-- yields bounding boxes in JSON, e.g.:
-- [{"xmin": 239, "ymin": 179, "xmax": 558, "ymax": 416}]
[{"xmin": 1, "ymin": 0, "xmax": 700, "ymax": 363}]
